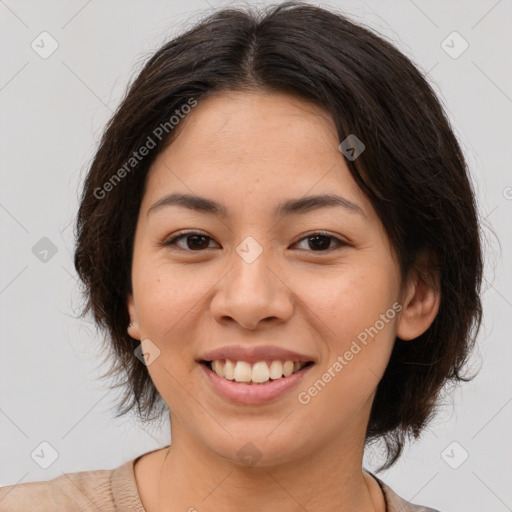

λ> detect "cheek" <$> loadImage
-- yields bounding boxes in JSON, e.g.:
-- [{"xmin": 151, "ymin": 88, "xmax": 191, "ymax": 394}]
[
  {"xmin": 132, "ymin": 264, "xmax": 209, "ymax": 407},
  {"xmin": 299, "ymin": 259, "xmax": 398, "ymax": 336},
  {"xmin": 295, "ymin": 277, "xmax": 398, "ymax": 433},
  {"xmin": 132, "ymin": 252, "xmax": 212, "ymax": 338},
  {"xmin": 298, "ymin": 261, "xmax": 399, "ymax": 387}
]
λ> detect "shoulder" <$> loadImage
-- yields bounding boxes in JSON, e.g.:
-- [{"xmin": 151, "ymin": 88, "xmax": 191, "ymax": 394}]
[
  {"xmin": 369, "ymin": 472, "xmax": 443, "ymax": 512},
  {"xmin": 0, "ymin": 458, "xmax": 141, "ymax": 512}
]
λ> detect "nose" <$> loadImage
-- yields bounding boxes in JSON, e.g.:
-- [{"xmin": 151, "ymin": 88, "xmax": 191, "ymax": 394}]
[{"xmin": 210, "ymin": 243, "xmax": 294, "ymax": 330}]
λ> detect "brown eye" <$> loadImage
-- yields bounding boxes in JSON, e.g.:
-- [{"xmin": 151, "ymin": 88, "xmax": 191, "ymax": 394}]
[
  {"xmin": 164, "ymin": 231, "xmax": 219, "ymax": 251},
  {"xmin": 293, "ymin": 231, "xmax": 347, "ymax": 252},
  {"xmin": 162, "ymin": 230, "xmax": 347, "ymax": 253}
]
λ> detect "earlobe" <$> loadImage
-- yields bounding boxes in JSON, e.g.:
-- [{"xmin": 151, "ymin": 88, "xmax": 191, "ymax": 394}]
[
  {"xmin": 397, "ymin": 265, "xmax": 441, "ymax": 341},
  {"xmin": 127, "ymin": 293, "xmax": 141, "ymax": 340}
]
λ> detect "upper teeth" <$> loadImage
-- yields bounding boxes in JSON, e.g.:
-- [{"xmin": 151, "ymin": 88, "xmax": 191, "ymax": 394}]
[{"xmin": 210, "ymin": 359, "xmax": 307, "ymax": 383}]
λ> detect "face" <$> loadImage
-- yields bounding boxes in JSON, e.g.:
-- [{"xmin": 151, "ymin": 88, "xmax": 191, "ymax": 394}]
[{"xmin": 127, "ymin": 90, "xmax": 421, "ymax": 467}]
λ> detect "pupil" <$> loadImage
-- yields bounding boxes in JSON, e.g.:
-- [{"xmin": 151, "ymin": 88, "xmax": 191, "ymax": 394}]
[
  {"xmin": 188, "ymin": 235, "xmax": 209, "ymax": 250},
  {"xmin": 185, "ymin": 235, "xmax": 330, "ymax": 251},
  {"xmin": 309, "ymin": 235, "xmax": 330, "ymax": 250}
]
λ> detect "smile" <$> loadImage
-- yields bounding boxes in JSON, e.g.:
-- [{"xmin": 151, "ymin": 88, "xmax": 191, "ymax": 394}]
[
  {"xmin": 200, "ymin": 359, "xmax": 315, "ymax": 405},
  {"xmin": 203, "ymin": 359, "xmax": 313, "ymax": 384}
]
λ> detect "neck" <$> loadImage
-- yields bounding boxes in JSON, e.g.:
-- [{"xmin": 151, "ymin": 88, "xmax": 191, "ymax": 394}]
[{"xmin": 154, "ymin": 419, "xmax": 384, "ymax": 512}]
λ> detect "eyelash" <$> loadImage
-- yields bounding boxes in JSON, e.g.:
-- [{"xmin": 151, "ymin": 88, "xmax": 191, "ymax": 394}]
[{"xmin": 162, "ymin": 230, "xmax": 348, "ymax": 253}]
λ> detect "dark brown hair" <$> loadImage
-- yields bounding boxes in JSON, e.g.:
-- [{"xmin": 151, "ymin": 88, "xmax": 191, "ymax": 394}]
[{"xmin": 73, "ymin": 1, "xmax": 483, "ymax": 471}]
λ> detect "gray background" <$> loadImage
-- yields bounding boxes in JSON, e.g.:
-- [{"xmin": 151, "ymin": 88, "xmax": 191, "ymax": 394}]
[{"xmin": 1, "ymin": 1, "xmax": 511, "ymax": 510}]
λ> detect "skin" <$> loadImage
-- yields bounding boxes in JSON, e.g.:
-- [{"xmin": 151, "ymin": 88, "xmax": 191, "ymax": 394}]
[{"xmin": 127, "ymin": 90, "xmax": 440, "ymax": 512}]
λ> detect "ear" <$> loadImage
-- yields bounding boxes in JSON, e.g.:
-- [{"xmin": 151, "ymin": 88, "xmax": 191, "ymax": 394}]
[
  {"xmin": 397, "ymin": 252, "xmax": 441, "ymax": 341},
  {"xmin": 127, "ymin": 293, "xmax": 141, "ymax": 340}
]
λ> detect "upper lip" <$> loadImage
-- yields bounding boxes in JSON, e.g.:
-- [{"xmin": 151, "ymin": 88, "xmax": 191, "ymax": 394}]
[{"xmin": 198, "ymin": 345, "xmax": 316, "ymax": 364}]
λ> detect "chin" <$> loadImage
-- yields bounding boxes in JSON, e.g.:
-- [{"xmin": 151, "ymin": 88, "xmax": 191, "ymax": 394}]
[{"xmin": 202, "ymin": 430, "xmax": 310, "ymax": 469}]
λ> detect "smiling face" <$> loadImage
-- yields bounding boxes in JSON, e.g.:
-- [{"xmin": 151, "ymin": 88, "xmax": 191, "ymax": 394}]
[{"xmin": 127, "ymin": 90, "xmax": 425, "ymax": 467}]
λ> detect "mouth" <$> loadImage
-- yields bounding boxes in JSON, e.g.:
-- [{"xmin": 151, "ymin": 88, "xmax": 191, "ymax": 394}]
[
  {"xmin": 199, "ymin": 358, "xmax": 315, "ymax": 405},
  {"xmin": 196, "ymin": 344, "xmax": 316, "ymax": 404},
  {"xmin": 200, "ymin": 359, "xmax": 315, "ymax": 385}
]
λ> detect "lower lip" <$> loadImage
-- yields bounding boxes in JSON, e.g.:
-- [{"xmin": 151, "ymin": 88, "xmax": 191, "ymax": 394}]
[{"xmin": 200, "ymin": 362, "xmax": 314, "ymax": 405}]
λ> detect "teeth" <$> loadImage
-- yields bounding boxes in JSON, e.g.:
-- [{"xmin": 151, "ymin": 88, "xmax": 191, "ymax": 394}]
[
  {"xmin": 224, "ymin": 359, "xmax": 235, "ymax": 380},
  {"xmin": 233, "ymin": 361, "xmax": 252, "ymax": 382},
  {"xmin": 269, "ymin": 360, "xmax": 283, "ymax": 379},
  {"xmin": 251, "ymin": 361, "xmax": 270, "ymax": 383},
  {"xmin": 211, "ymin": 360, "xmax": 224, "ymax": 377},
  {"xmin": 282, "ymin": 360, "xmax": 294, "ymax": 377},
  {"xmin": 208, "ymin": 359, "xmax": 308, "ymax": 383}
]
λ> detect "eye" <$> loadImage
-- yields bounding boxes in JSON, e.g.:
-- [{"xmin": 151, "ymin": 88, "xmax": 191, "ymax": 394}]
[
  {"xmin": 163, "ymin": 231, "xmax": 219, "ymax": 251},
  {"xmin": 293, "ymin": 231, "xmax": 348, "ymax": 252},
  {"xmin": 162, "ymin": 230, "xmax": 348, "ymax": 252}
]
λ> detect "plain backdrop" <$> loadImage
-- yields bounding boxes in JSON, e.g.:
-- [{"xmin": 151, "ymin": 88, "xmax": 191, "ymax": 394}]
[{"xmin": 1, "ymin": 1, "xmax": 511, "ymax": 511}]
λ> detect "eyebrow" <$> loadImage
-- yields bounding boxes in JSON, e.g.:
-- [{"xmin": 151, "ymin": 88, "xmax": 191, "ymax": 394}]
[{"xmin": 147, "ymin": 192, "xmax": 365, "ymax": 218}]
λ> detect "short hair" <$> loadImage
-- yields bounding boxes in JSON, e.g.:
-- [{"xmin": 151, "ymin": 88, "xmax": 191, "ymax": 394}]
[{"xmin": 73, "ymin": 1, "xmax": 483, "ymax": 471}]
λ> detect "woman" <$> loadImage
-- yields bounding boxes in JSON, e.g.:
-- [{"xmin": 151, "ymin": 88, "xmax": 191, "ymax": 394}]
[{"xmin": 0, "ymin": 2, "xmax": 483, "ymax": 511}]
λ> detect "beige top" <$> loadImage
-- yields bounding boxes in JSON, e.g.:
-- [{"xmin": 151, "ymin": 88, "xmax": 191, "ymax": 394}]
[{"xmin": 0, "ymin": 448, "xmax": 441, "ymax": 512}]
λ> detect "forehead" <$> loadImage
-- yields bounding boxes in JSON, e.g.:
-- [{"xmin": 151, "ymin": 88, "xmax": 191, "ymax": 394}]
[
  {"xmin": 141, "ymin": 90, "xmax": 369, "ymax": 217},
  {"xmin": 158, "ymin": 90, "xmax": 337, "ymax": 163}
]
